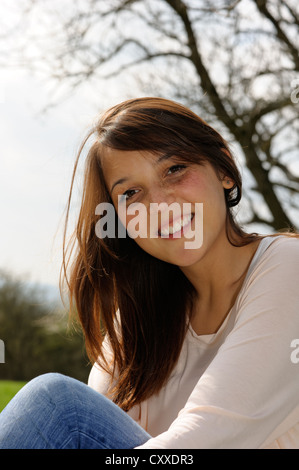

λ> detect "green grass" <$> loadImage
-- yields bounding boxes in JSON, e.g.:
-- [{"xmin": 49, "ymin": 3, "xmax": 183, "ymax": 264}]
[{"xmin": 0, "ymin": 380, "xmax": 27, "ymax": 412}]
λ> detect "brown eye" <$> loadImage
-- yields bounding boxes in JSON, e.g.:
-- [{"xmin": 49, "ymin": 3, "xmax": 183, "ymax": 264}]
[
  {"xmin": 122, "ymin": 189, "xmax": 139, "ymax": 200},
  {"xmin": 167, "ymin": 164, "xmax": 187, "ymax": 175}
]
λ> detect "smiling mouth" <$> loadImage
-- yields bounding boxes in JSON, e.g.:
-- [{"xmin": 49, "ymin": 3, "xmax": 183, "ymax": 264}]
[{"xmin": 158, "ymin": 213, "xmax": 194, "ymax": 238}]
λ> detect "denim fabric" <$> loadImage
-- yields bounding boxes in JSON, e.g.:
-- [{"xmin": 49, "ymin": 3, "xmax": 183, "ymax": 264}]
[{"xmin": 0, "ymin": 373, "xmax": 151, "ymax": 449}]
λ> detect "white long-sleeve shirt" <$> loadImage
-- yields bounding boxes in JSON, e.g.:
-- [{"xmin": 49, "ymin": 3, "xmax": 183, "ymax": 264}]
[{"xmin": 88, "ymin": 236, "xmax": 299, "ymax": 448}]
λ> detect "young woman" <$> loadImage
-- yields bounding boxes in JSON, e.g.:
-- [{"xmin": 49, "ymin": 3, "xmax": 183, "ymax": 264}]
[{"xmin": 0, "ymin": 97, "xmax": 299, "ymax": 449}]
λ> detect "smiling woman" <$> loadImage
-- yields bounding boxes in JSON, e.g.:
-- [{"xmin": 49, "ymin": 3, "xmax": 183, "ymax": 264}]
[
  {"xmin": 64, "ymin": 97, "xmax": 254, "ymax": 411},
  {"xmin": 0, "ymin": 97, "xmax": 299, "ymax": 449}
]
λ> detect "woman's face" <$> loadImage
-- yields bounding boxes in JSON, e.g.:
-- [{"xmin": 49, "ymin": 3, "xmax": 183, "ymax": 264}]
[{"xmin": 100, "ymin": 147, "xmax": 233, "ymax": 268}]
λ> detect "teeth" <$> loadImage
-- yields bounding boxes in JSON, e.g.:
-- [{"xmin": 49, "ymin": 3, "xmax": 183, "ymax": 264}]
[{"xmin": 160, "ymin": 214, "xmax": 192, "ymax": 237}]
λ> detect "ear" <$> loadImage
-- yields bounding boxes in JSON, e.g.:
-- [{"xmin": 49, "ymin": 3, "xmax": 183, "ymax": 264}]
[{"xmin": 221, "ymin": 176, "xmax": 235, "ymax": 189}]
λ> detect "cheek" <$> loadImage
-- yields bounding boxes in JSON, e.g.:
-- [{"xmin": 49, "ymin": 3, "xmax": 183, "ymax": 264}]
[
  {"xmin": 177, "ymin": 171, "xmax": 207, "ymax": 201},
  {"xmin": 182, "ymin": 170, "xmax": 227, "ymax": 225}
]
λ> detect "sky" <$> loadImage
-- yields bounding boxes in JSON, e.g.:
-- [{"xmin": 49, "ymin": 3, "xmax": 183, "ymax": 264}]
[
  {"xmin": 0, "ymin": 1, "xmax": 142, "ymax": 297},
  {"xmin": 0, "ymin": 65, "xmax": 130, "ymax": 296},
  {"xmin": 1, "ymin": 69, "xmax": 80, "ymax": 288}
]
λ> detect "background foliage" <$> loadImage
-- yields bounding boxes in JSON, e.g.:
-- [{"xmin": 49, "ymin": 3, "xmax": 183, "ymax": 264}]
[{"xmin": 0, "ymin": 270, "xmax": 89, "ymax": 382}]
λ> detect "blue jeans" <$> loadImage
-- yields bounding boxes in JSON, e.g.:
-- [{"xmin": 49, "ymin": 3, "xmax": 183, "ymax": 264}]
[{"xmin": 0, "ymin": 373, "xmax": 151, "ymax": 449}]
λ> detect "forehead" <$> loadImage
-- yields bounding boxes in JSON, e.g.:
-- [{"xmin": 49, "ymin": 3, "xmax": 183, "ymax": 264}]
[
  {"xmin": 101, "ymin": 146, "xmax": 158, "ymax": 160},
  {"xmin": 101, "ymin": 146, "xmax": 179, "ymax": 174},
  {"xmin": 100, "ymin": 147, "xmax": 158, "ymax": 187},
  {"xmin": 101, "ymin": 147, "xmax": 156, "ymax": 172}
]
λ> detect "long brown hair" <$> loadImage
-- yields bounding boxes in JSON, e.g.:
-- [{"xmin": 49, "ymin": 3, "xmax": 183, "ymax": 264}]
[{"xmin": 62, "ymin": 97, "xmax": 262, "ymax": 411}]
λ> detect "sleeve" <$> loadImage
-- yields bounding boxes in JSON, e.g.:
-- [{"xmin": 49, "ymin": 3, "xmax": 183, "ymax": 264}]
[
  {"xmin": 88, "ymin": 310, "xmax": 122, "ymax": 395},
  {"xmin": 136, "ymin": 237, "xmax": 299, "ymax": 449},
  {"xmin": 88, "ymin": 334, "xmax": 115, "ymax": 396}
]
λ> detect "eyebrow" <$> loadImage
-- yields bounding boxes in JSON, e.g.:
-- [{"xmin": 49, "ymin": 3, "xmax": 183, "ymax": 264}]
[
  {"xmin": 110, "ymin": 177, "xmax": 128, "ymax": 193},
  {"xmin": 110, "ymin": 153, "xmax": 174, "ymax": 193},
  {"xmin": 157, "ymin": 152, "xmax": 173, "ymax": 164}
]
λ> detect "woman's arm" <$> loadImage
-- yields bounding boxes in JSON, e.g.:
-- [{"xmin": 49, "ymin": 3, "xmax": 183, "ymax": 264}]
[{"xmin": 88, "ymin": 334, "xmax": 115, "ymax": 396}]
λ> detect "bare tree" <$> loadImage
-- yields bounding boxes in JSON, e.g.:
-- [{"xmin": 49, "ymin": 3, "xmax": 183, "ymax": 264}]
[{"xmin": 2, "ymin": 0, "xmax": 299, "ymax": 230}]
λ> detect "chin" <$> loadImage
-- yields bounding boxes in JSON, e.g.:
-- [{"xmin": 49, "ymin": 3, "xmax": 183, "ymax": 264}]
[
  {"xmin": 160, "ymin": 247, "xmax": 204, "ymax": 267},
  {"xmin": 135, "ymin": 237, "xmax": 205, "ymax": 266}
]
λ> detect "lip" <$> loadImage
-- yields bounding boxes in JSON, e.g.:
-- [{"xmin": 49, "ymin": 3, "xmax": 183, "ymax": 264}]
[{"xmin": 158, "ymin": 213, "xmax": 194, "ymax": 238}]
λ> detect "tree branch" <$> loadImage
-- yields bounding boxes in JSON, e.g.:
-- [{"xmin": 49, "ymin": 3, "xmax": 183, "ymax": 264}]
[
  {"xmin": 164, "ymin": 0, "xmax": 237, "ymax": 134},
  {"xmin": 250, "ymin": 96, "xmax": 294, "ymax": 128},
  {"xmin": 255, "ymin": 0, "xmax": 299, "ymax": 70}
]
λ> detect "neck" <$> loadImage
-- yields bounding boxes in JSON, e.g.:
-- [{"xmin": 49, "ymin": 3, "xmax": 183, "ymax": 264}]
[
  {"xmin": 181, "ymin": 233, "xmax": 243, "ymax": 295},
  {"xmin": 180, "ymin": 231, "xmax": 260, "ymax": 335}
]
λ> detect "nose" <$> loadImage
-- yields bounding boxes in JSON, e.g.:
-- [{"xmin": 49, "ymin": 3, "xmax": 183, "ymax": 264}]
[
  {"xmin": 147, "ymin": 184, "xmax": 176, "ymax": 207},
  {"xmin": 146, "ymin": 186, "xmax": 178, "ymax": 235}
]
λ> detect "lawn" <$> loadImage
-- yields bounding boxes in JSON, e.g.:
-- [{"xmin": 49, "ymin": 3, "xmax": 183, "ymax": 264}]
[{"xmin": 0, "ymin": 381, "xmax": 27, "ymax": 412}]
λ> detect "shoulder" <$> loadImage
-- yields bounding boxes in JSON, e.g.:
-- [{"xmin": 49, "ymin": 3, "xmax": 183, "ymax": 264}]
[
  {"xmin": 237, "ymin": 235, "xmax": 299, "ymax": 307},
  {"xmin": 251, "ymin": 235, "xmax": 299, "ymax": 273},
  {"xmin": 266, "ymin": 234, "xmax": 299, "ymax": 252},
  {"xmin": 234, "ymin": 235, "xmax": 299, "ymax": 327}
]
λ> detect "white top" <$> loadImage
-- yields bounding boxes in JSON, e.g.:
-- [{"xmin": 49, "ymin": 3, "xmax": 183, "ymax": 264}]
[{"xmin": 88, "ymin": 236, "xmax": 299, "ymax": 449}]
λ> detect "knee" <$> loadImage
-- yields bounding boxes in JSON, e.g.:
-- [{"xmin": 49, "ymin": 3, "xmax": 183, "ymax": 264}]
[
  {"xmin": 27, "ymin": 372, "xmax": 69, "ymax": 389},
  {"xmin": 18, "ymin": 373, "xmax": 72, "ymax": 406},
  {"xmin": 25, "ymin": 372, "xmax": 68, "ymax": 391},
  {"xmin": 0, "ymin": 373, "xmax": 80, "ymax": 449}
]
